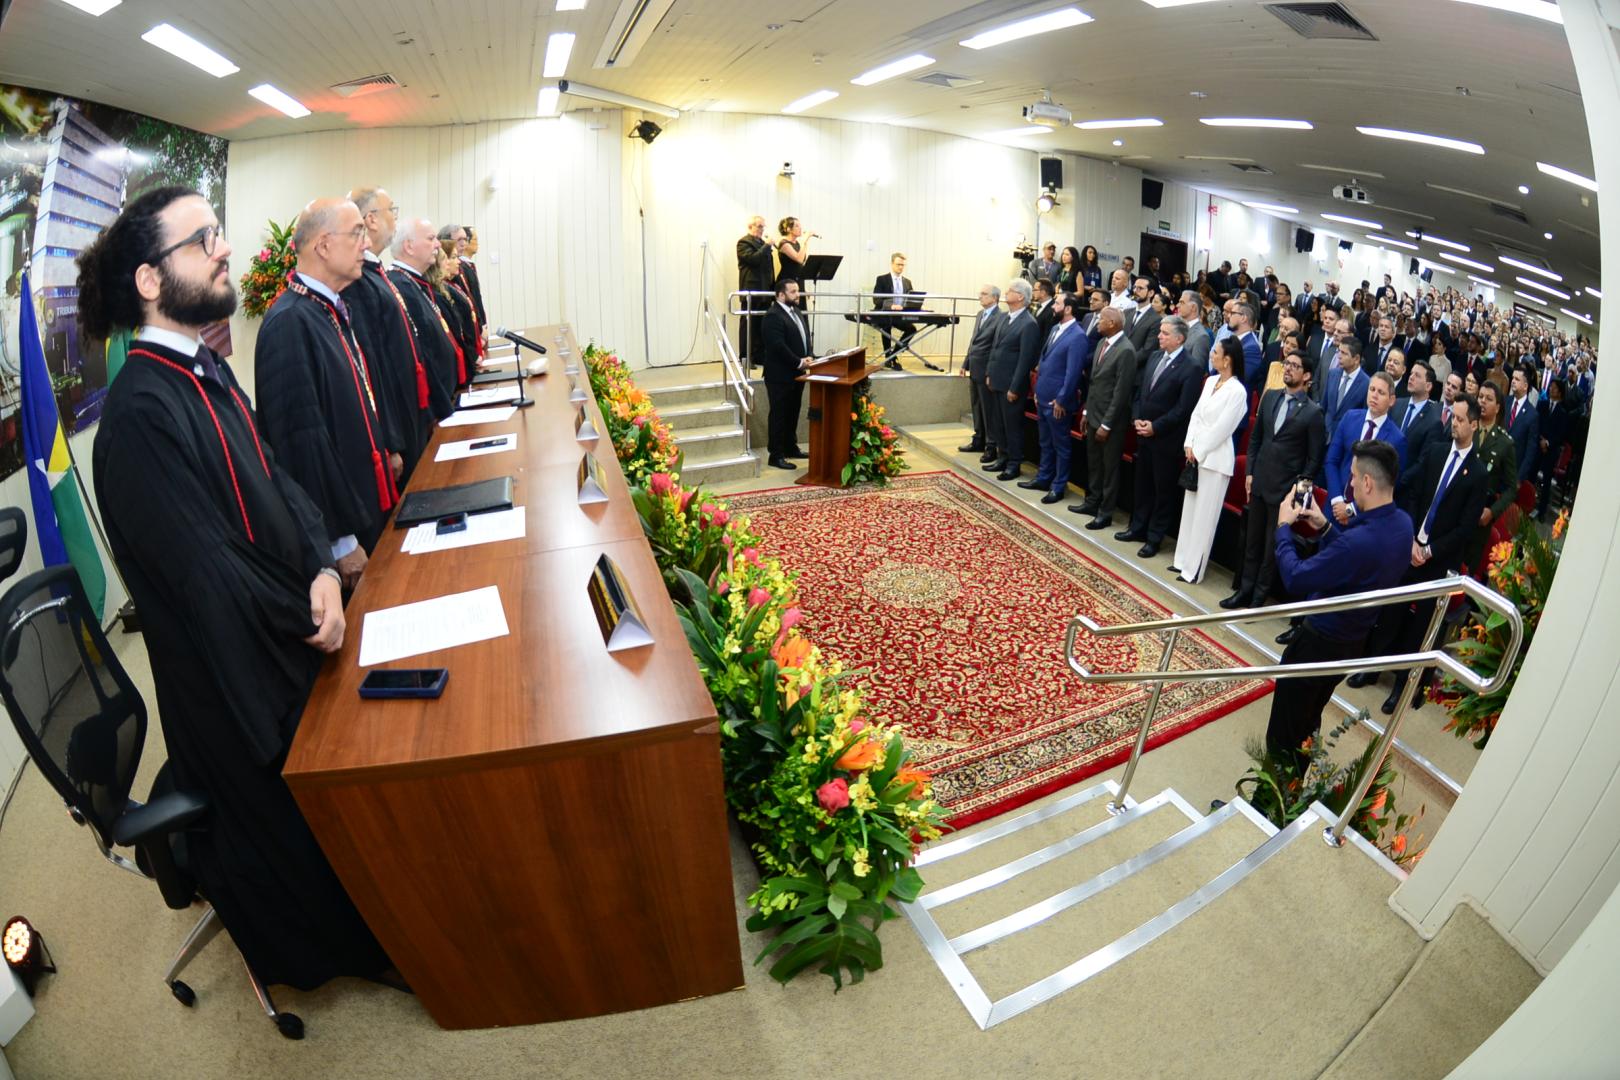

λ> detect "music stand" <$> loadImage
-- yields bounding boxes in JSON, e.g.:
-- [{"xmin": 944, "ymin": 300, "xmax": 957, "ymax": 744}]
[{"xmin": 798, "ymin": 254, "xmax": 843, "ymax": 353}]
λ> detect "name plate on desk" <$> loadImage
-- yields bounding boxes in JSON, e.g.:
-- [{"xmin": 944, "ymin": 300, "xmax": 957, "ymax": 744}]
[
  {"xmin": 574, "ymin": 405, "xmax": 599, "ymax": 443},
  {"xmin": 568, "ymin": 374, "xmax": 589, "ymax": 404},
  {"xmin": 577, "ymin": 453, "xmax": 609, "ymax": 505},
  {"xmin": 586, "ymin": 554, "xmax": 654, "ymax": 651}
]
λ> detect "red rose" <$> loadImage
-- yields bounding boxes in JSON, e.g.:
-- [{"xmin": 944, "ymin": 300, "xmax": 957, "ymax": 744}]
[
  {"xmin": 711, "ymin": 509, "xmax": 729, "ymax": 527},
  {"xmin": 817, "ymin": 778, "xmax": 850, "ymax": 813}
]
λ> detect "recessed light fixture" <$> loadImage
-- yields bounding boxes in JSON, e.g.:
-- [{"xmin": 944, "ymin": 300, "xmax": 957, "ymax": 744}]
[
  {"xmin": 1515, "ymin": 276, "xmax": 1571, "ymax": 300},
  {"xmin": 537, "ymin": 86, "xmax": 560, "ymax": 115},
  {"xmin": 1587, "ymin": 286, "xmax": 1604, "ymax": 299},
  {"xmin": 543, "ymin": 32, "xmax": 575, "ymax": 78},
  {"xmin": 851, "ymin": 54, "xmax": 935, "ymax": 85},
  {"xmin": 1562, "ymin": 308, "xmax": 1593, "ymax": 325},
  {"xmin": 1537, "ymin": 161, "xmax": 1598, "ymax": 192},
  {"xmin": 1468, "ymin": 275, "xmax": 1503, "ymax": 289},
  {"xmin": 1511, "ymin": 291, "xmax": 1550, "ymax": 306},
  {"xmin": 782, "ymin": 89, "xmax": 839, "ymax": 114},
  {"xmin": 1544, "ymin": 231, "xmax": 1555, "ymax": 240},
  {"xmin": 1200, "ymin": 117, "xmax": 1313, "ymax": 130},
  {"xmin": 1449, "ymin": 0, "xmax": 1562, "ymax": 23},
  {"xmin": 1111, "ymin": 138, "xmax": 1124, "ymax": 147},
  {"xmin": 1356, "ymin": 126, "xmax": 1484, "ymax": 154},
  {"xmin": 960, "ymin": 7, "xmax": 1093, "ymax": 49},
  {"xmin": 1442, "ymin": 252, "xmax": 1494, "ymax": 272},
  {"xmin": 248, "ymin": 84, "xmax": 311, "ymax": 118},
  {"xmin": 1405, "ymin": 230, "xmax": 1470, "ymax": 252},
  {"xmin": 1322, "ymin": 212, "xmax": 1382, "ymax": 229},
  {"xmin": 557, "ymin": 0, "xmax": 587, "ymax": 8},
  {"xmin": 1499, "ymin": 255, "xmax": 1562, "ymax": 281},
  {"xmin": 1243, "ymin": 201, "xmax": 1299, "ymax": 214},
  {"xmin": 55, "ymin": 0, "xmax": 121, "ymax": 14},
  {"xmin": 1075, "ymin": 118, "xmax": 1163, "ymax": 130},
  {"xmin": 1367, "ymin": 234, "xmax": 1419, "ymax": 251},
  {"xmin": 141, "ymin": 23, "xmax": 240, "ymax": 77},
  {"xmin": 984, "ymin": 127, "xmax": 1050, "ymax": 139},
  {"xmin": 1518, "ymin": 184, "xmax": 1531, "ymax": 195}
]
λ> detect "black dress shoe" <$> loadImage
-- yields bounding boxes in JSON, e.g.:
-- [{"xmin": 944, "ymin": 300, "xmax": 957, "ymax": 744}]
[
  {"xmin": 1084, "ymin": 515, "xmax": 1112, "ymax": 530},
  {"xmin": 1380, "ymin": 687, "xmax": 1402, "ymax": 715},
  {"xmin": 1041, "ymin": 491, "xmax": 1063, "ymax": 504},
  {"xmin": 981, "ymin": 459, "xmax": 1007, "ymax": 472},
  {"xmin": 786, "ymin": 446, "xmax": 807, "ymax": 458},
  {"xmin": 1016, "ymin": 478, "xmax": 1044, "ymax": 490},
  {"xmin": 1219, "ymin": 591, "xmax": 1247, "ymax": 610},
  {"xmin": 1275, "ymin": 626, "xmax": 1299, "ymax": 645},
  {"xmin": 1072, "ymin": 503, "xmax": 1099, "ymax": 517},
  {"xmin": 1114, "ymin": 529, "xmax": 1146, "ymax": 542},
  {"xmin": 996, "ymin": 468, "xmax": 1021, "ymax": 482},
  {"xmin": 1345, "ymin": 672, "xmax": 1376, "ymax": 689},
  {"xmin": 884, "ymin": 359, "xmax": 903, "ymax": 371},
  {"xmin": 958, "ymin": 441, "xmax": 985, "ymax": 453},
  {"xmin": 979, "ymin": 449, "xmax": 999, "ymax": 464},
  {"xmin": 1136, "ymin": 542, "xmax": 1160, "ymax": 558},
  {"xmin": 768, "ymin": 456, "xmax": 796, "ymax": 470}
]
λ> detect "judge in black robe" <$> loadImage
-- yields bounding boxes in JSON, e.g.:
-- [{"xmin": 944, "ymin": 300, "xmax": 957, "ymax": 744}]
[
  {"xmin": 459, "ymin": 254, "xmax": 488, "ymax": 329},
  {"xmin": 389, "ymin": 261, "xmax": 462, "ymax": 413},
  {"xmin": 439, "ymin": 273, "xmax": 481, "ymax": 379},
  {"xmin": 256, "ymin": 272, "xmax": 397, "ymax": 557},
  {"xmin": 94, "ymin": 335, "xmax": 390, "ymax": 990},
  {"xmin": 342, "ymin": 252, "xmax": 432, "ymax": 471}
]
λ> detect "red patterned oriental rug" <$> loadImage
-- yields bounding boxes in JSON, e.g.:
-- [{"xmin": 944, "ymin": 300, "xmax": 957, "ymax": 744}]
[{"xmin": 725, "ymin": 471, "xmax": 1273, "ymax": 829}]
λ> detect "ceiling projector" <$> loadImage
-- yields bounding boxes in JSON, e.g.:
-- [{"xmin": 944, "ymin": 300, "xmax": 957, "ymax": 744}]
[
  {"xmin": 1332, "ymin": 181, "xmax": 1372, "ymax": 204},
  {"xmin": 1023, "ymin": 99, "xmax": 1072, "ymax": 128}
]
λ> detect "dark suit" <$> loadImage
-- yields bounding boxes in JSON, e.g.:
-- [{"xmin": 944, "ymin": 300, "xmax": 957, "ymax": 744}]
[
  {"xmin": 736, "ymin": 234, "xmax": 776, "ymax": 363},
  {"xmin": 1305, "ymin": 331, "xmax": 1340, "ymax": 403},
  {"xmin": 1128, "ymin": 347, "xmax": 1205, "ymax": 543},
  {"xmin": 1184, "ymin": 321, "xmax": 1212, "ymax": 369},
  {"xmin": 1239, "ymin": 389, "xmax": 1325, "ymax": 603},
  {"xmin": 760, "ymin": 300, "xmax": 810, "ymax": 458},
  {"xmin": 984, "ymin": 308, "xmax": 1041, "ymax": 468},
  {"xmin": 1124, "ymin": 306, "xmax": 1161, "ymax": 357},
  {"xmin": 1505, "ymin": 395, "xmax": 1540, "ymax": 482},
  {"xmin": 1078, "ymin": 334, "xmax": 1138, "ymax": 517},
  {"xmin": 961, "ymin": 306, "xmax": 1007, "ymax": 449},
  {"xmin": 1535, "ymin": 395, "xmax": 1575, "ymax": 514},
  {"xmin": 1391, "ymin": 398, "xmax": 1444, "ymax": 491},
  {"xmin": 1033, "ymin": 298, "xmax": 1059, "ymax": 341},
  {"xmin": 1364, "ymin": 338, "xmax": 1399, "ymax": 375},
  {"xmin": 871, "ymin": 272, "xmax": 918, "ymax": 358}
]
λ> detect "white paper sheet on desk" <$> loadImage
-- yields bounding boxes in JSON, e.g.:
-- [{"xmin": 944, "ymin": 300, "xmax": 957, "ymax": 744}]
[
  {"xmin": 358, "ymin": 585, "xmax": 510, "ymax": 667},
  {"xmin": 459, "ymin": 385, "xmax": 522, "ymax": 407},
  {"xmin": 400, "ymin": 506, "xmax": 527, "ymax": 555},
  {"xmin": 805, "ymin": 373, "xmax": 840, "ymax": 382},
  {"xmin": 435, "ymin": 432, "xmax": 517, "ymax": 462},
  {"xmin": 440, "ymin": 406, "xmax": 517, "ymax": 427}
]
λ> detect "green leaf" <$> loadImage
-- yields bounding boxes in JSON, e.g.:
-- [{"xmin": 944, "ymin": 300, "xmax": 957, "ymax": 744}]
[
  {"xmin": 827, "ymin": 893, "xmax": 848, "ymax": 919},
  {"xmin": 829, "ymin": 881, "xmax": 863, "ymax": 901}
]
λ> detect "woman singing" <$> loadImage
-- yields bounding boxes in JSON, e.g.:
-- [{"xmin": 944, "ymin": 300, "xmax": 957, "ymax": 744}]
[
  {"xmin": 776, "ymin": 216, "xmax": 813, "ymax": 303},
  {"xmin": 1170, "ymin": 337, "xmax": 1250, "ymax": 584}
]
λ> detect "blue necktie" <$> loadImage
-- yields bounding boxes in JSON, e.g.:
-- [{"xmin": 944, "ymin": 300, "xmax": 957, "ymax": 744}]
[
  {"xmin": 1403, "ymin": 401, "xmax": 1422, "ymax": 432},
  {"xmin": 1422, "ymin": 450, "xmax": 1461, "ymax": 540}
]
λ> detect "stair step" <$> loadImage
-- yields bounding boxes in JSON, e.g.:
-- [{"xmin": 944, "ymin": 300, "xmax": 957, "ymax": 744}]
[
  {"xmin": 673, "ymin": 425, "xmax": 747, "ymax": 459},
  {"xmin": 660, "ymin": 402, "xmax": 739, "ymax": 426},
  {"xmin": 679, "ymin": 451, "xmax": 760, "ymax": 484},
  {"xmin": 647, "ymin": 381, "xmax": 730, "ymax": 409}
]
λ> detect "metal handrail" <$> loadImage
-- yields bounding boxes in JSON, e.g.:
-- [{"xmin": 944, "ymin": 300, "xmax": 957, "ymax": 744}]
[
  {"xmin": 704, "ymin": 305, "xmax": 754, "ymax": 424},
  {"xmin": 1064, "ymin": 572, "xmax": 1524, "ymax": 847},
  {"xmin": 729, "ymin": 289, "xmax": 990, "ymax": 371}
]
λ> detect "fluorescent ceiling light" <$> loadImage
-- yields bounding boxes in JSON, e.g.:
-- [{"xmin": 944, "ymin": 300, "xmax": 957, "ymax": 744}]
[
  {"xmin": 543, "ymin": 32, "xmax": 575, "ymax": 78},
  {"xmin": 1244, "ymin": 201, "xmax": 1299, "ymax": 214},
  {"xmin": 1322, "ymin": 212, "xmax": 1382, "ymax": 229},
  {"xmin": 1499, "ymin": 254, "xmax": 1562, "ymax": 281},
  {"xmin": 851, "ymin": 54, "xmax": 935, "ymax": 85},
  {"xmin": 557, "ymin": 0, "xmax": 587, "ymax": 8},
  {"xmin": 782, "ymin": 89, "xmax": 839, "ymax": 114},
  {"xmin": 248, "ymin": 84, "xmax": 310, "ymax": 119},
  {"xmin": 1200, "ymin": 117, "xmax": 1313, "ymax": 130},
  {"xmin": 141, "ymin": 23, "xmax": 240, "ymax": 77},
  {"xmin": 1586, "ymin": 286, "xmax": 1603, "ymax": 299},
  {"xmin": 536, "ymin": 86, "xmax": 560, "ymax": 115},
  {"xmin": 1512, "ymin": 291, "xmax": 1551, "ymax": 306},
  {"xmin": 961, "ymin": 7, "xmax": 1093, "ymax": 49},
  {"xmin": 1183, "ymin": 155, "xmax": 1255, "ymax": 163},
  {"xmin": 1468, "ymin": 275, "xmax": 1503, "ymax": 289},
  {"xmin": 984, "ymin": 127, "xmax": 1050, "ymax": 139},
  {"xmin": 1405, "ymin": 231, "xmax": 1470, "ymax": 252},
  {"xmin": 1356, "ymin": 126, "xmax": 1484, "ymax": 155},
  {"xmin": 1300, "ymin": 163, "xmax": 1386, "ymax": 179},
  {"xmin": 1537, "ymin": 161, "xmax": 1598, "ymax": 192},
  {"xmin": 56, "ymin": 0, "xmax": 122, "ymax": 14},
  {"xmin": 1139, "ymin": 0, "xmax": 1224, "ymax": 5},
  {"xmin": 1442, "ymin": 252, "xmax": 1494, "ymax": 272},
  {"xmin": 1367, "ymin": 234, "xmax": 1419, "ymax": 251},
  {"xmin": 1450, "ymin": 0, "xmax": 1562, "ymax": 23},
  {"xmin": 1515, "ymin": 276, "xmax": 1571, "ymax": 300},
  {"xmin": 1518, "ymin": 184, "xmax": 1531, "ymax": 195},
  {"xmin": 1075, "ymin": 118, "xmax": 1163, "ymax": 130},
  {"xmin": 1562, "ymin": 308, "xmax": 1593, "ymax": 325}
]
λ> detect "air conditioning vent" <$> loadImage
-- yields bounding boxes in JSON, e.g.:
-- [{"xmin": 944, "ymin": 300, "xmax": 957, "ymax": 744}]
[
  {"xmin": 1488, "ymin": 202, "xmax": 1531, "ymax": 225},
  {"xmin": 1231, "ymin": 162, "xmax": 1274, "ymax": 175},
  {"xmin": 913, "ymin": 71, "xmax": 983, "ymax": 90},
  {"xmin": 330, "ymin": 73, "xmax": 401, "ymax": 98},
  {"xmin": 1265, "ymin": 3, "xmax": 1377, "ymax": 41}
]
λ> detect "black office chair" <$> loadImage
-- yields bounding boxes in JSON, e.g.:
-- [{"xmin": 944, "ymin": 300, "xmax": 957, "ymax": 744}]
[
  {"xmin": 0, "ymin": 565, "xmax": 305, "ymax": 1039},
  {"xmin": 0, "ymin": 507, "xmax": 27, "ymax": 585}
]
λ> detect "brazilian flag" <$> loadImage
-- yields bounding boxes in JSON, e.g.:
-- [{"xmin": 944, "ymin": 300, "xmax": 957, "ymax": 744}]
[{"xmin": 19, "ymin": 270, "xmax": 107, "ymax": 620}]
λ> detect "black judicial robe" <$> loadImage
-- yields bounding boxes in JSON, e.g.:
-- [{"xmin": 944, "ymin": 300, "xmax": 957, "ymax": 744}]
[
  {"xmin": 255, "ymin": 285, "xmax": 394, "ymax": 554},
  {"xmin": 460, "ymin": 257, "xmax": 487, "ymax": 327},
  {"xmin": 440, "ymin": 280, "xmax": 481, "ymax": 376},
  {"xmin": 342, "ymin": 260, "xmax": 431, "ymax": 469},
  {"xmin": 92, "ymin": 341, "xmax": 388, "ymax": 990},
  {"xmin": 388, "ymin": 266, "xmax": 460, "ymax": 417}
]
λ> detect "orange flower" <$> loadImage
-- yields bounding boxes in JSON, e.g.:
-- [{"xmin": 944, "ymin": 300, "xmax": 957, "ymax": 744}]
[
  {"xmin": 836, "ymin": 737, "xmax": 881, "ymax": 772},
  {"xmin": 1489, "ymin": 540, "xmax": 1515, "ymax": 567},
  {"xmin": 1390, "ymin": 834, "xmax": 1408, "ymax": 857},
  {"xmin": 771, "ymin": 634, "xmax": 812, "ymax": 671},
  {"xmin": 1368, "ymin": 790, "xmax": 1387, "ymax": 818},
  {"xmin": 893, "ymin": 765, "xmax": 931, "ymax": 799}
]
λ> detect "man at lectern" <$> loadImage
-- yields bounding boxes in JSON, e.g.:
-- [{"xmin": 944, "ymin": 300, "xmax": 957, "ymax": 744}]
[
  {"xmin": 762, "ymin": 279, "xmax": 814, "ymax": 470},
  {"xmin": 871, "ymin": 251, "xmax": 918, "ymax": 371}
]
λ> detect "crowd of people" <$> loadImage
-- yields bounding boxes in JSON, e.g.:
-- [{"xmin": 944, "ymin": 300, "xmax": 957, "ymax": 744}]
[{"xmin": 75, "ymin": 186, "xmax": 492, "ymax": 994}]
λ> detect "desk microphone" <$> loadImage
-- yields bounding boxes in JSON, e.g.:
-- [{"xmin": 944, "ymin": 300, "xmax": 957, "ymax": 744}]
[{"xmin": 494, "ymin": 327, "xmax": 548, "ymax": 354}]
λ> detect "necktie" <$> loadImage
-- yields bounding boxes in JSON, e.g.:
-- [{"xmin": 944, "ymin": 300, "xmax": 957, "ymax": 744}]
[
  {"xmin": 1047, "ymin": 325, "xmax": 1062, "ymax": 350},
  {"xmin": 1275, "ymin": 393, "xmax": 1297, "ymax": 434},
  {"xmin": 1151, "ymin": 352, "xmax": 1173, "ymax": 390},
  {"xmin": 1363, "ymin": 416, "xmax": 1376, "ymax": 441},
  {"xmin": 1421, "ymin": 450, "xmax": 1462, "ymax": 541},
  {"xmin": 194, "ymin": 346, "xmax": 223, "ymax": 385},
  {"xmin": 1095, "ymin": 339, "xmax": 1110, "ymax": 370},
  {"xmin": 1510, "ymin": 399, "xmax": 1520, "ymax": 426},
  {"xmin": 1339, "ymin": 371, "xmax": 1353, "ymax": 406},
  {"xmin": 332, "ymin": 294, "xmax": 350, "ymax": 324},
  {"xmin": 1442, "ymin": 404, "xmax": 1452, "ymax": 429},
  {"xmin": 1403, "ymin": 401, "xmax": 1422, "ymax": 432}
]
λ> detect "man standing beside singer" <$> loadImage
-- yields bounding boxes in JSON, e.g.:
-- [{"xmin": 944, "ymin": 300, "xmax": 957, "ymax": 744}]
[
  {"xmin": 736, "ymin": 215, "xmax": 774, "ymax": 369},
  {"xmin": 761, "ymin": 279, "xmax": 813, "ymax": 470}
]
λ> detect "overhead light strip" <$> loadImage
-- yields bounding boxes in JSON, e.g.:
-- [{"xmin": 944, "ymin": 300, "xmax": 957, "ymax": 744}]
[
  {"xmin": 1514, "ymin": 276, "xmax": 1571, "ymax": 300},
  {"xmin": 1367, "ymin": 234, "xmax": 1419, "ymax": 251},
  {"xmin": 1562, "ymin": 308, "xmax": 1593, "ymax": 325},
  {"xmin": 1449, "ymin": 0, "xmax": 1562, "ymax": 24},
  {"xmin": 1499, "ymin": 254, "xmax": 1563, "ymax": 281},
  {"xmin": 851, "ymin": 54, "xmax": 935, "ymax": 85},
  {"xmin": 1586, "ymin": 286, "xmax": 1603, "ymax": 299},
  {"xmin": 55, "ymin": 0, "xmax": 122, "ymax": 14},
  {"xmin": 1441, "ymin": 252, "xmax": 1494, "ymax": 272},
  {"xmin": 961, "ymin": 7, "xmax": 1093, "ymax": 49},
  {"xmin": 1199, "ymin": 117, "xmax": 1313, "ymax": 129},
  {"xmin": 1537, "ymin": 161, "xmax": 1598, "ymax": 192},
  {"xmin": 1405, "ymin": 231, "xmax": 1470, "ymax": 252},
  {"xmin": 543, "ymin": 32, "xmax": 576, "ymax": 79},
  {"xmin": 1468, "ymin": 275, "xmax": 1504, "ymax": 289},
  {"xmin": 1356, "ymin": 126, "xmax": 1484, "ymax": 154},
  {"xmin": 1075, "ymin": 118, "xmax": 1163, "ymax": 130},
  {"xmin": 248, "ymin": 84, "xmax": 311, "ymax": 118},
  {"xmin": 1243, "ymin": 201, "xmax": 1298, "ymax": 214},
  {"xmin": 782, "ymin": 89, "xmax": 839, "ymax": 114},
  {"xmin": 1322, "ymin": 212, "xmax": 1382, "ymax": 229},
  {"xmin": 140, "ymin": 23, "xmax": 239, "ymax": 77},
  {"xmin": 537, "ymin": 86, "xmax": 561, "ymax": 116}
]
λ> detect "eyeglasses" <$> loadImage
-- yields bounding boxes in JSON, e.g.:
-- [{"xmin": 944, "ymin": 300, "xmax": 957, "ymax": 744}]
[
  {"xmin": 151, "ymin": 223, "xmax": 224, "ymax": 263},
  {"xmin": 326, "ymin": 225, "xmax": 368, "ymax": 243}
]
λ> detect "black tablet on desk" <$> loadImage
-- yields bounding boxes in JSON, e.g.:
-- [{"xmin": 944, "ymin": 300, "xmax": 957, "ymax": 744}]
[{"xmin": 393, "ymin": 476, "xmax": 515, "ymax": 528}]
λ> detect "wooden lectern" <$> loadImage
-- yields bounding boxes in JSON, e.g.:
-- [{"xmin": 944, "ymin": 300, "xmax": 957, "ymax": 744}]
[{"xmin": 796, "ymin": 346, "xmax": 885, "ymax": 487}]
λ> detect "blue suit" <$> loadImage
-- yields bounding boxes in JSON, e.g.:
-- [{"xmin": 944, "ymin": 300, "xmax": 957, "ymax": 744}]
[
  {"xmin": 1322, "ymin": 366, "xmax": 1369, "ymax": 437},
  {"xmin": 1324, "ymin": 409, "xmax": 1408, "ymax": 507},
  {"xmin": 1032, "ymin": 322, "xmax": 1092, "ymax": 493},
  {"xmin": 1505, "ymin": 395, "xmax": 1540, "ymax": 482}
]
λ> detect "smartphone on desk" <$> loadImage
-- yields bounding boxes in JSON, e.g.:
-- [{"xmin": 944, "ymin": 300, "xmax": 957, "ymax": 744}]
[
  {"xmin": 436, "ymin": 512, "xmax": 468, "ymax": 535},
  {"xmin": 359, "ymin": 668, "xmax": 449, "ymax": 699}
]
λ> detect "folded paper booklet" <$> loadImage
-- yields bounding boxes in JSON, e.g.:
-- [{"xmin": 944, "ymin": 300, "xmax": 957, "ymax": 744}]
[{"xmin": 393, "ymin": 476, "xmax": 515, "ymax": 527}]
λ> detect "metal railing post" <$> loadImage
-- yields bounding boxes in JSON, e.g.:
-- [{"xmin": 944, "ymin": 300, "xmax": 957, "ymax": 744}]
[
  {"xmin": 1325, "ymin": 593, "xmax": 1450, "ymax": 848},
  {"xmin": 1108, "ymin": 629, "xmax": 1179, "ymax": 815}
]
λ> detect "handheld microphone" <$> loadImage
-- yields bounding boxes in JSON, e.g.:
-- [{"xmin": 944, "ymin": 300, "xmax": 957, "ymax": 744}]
[{"xmin": 495, "ymin": 327, "xmax": 548, "ymax": 354}]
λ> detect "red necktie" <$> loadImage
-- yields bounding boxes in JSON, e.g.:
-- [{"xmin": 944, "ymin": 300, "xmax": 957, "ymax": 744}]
[{"xmin": 1363, "ymin": 417, "xmax": 1375, "ymax": 441}]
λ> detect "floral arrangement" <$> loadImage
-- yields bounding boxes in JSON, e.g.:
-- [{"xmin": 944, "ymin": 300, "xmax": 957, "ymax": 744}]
[
  {"xmin": 1429, "ymin": 509, "xmax": 1568, "ymax": 748},
  {"xmin": 1236, "ymin": 711, "xmax": 1425, "ymax": 869},
  {"xmin": 239, "ymin": 216, "xmax": 297, "ymax": 319},
  {"xmin": 843, "ymin": 389, "xmax": 909, "ymax": 486},
  {"xmin": 589, "ymin": 345, "xmax": 946, "ymax": 990},
  {"xmin": 581, "ymin": 343, "xmax": 680, "ymax": 486}
]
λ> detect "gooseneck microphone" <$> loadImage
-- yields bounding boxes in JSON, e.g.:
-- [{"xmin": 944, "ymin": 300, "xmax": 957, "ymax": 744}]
[
  {"xmin": 493, "ymin": 327, "xmax": 537, "ymax": 408},
  {"xmin": 494, "ymin": 327, "xmax": 548, "ymax": 354}
]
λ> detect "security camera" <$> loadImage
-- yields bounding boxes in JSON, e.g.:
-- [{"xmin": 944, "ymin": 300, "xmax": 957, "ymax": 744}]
[{"xmin": 780, "ymin": 161, "xmax": 795, "ymax": 177}]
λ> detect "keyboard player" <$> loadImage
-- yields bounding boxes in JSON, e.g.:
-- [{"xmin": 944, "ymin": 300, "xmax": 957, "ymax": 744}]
[{"xmin": 872, "ymin": 251, "xmax": 919, "ymax": 371}]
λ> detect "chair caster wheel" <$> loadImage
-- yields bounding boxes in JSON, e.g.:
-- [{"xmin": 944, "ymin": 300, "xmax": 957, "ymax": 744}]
[
  {"xmin": 170, "ymin": 980, "xmax": 196, "ymax": 1007},
  {"xmin": 275, "ymin": 1012, "xmax": 305, "ymax": 1040}
]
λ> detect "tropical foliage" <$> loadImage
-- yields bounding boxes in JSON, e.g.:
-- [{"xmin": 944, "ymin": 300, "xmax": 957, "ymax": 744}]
[
  {"xmin": 843, "ymin": 389, "xmax": 909, "ymax": 486},
  {"xmin": 239, "ymin": 217, "xmax": 297, "ymax": 319}
]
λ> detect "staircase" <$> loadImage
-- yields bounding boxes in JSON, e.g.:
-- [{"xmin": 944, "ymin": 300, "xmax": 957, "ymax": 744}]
[{"xmin": 647, "ymin": 380, "xmax": 760, "ymax": 485}]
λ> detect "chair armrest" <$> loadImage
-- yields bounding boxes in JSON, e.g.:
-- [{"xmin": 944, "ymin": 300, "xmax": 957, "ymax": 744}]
[{"xmin": 112, "ymin": 790, "xmax": 209, "ymax": 846}]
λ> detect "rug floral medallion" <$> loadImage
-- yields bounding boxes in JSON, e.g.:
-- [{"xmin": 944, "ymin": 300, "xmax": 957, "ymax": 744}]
[{"xmin": 726, "ymin": 471, "xmax": 1272, "ymax": 828}]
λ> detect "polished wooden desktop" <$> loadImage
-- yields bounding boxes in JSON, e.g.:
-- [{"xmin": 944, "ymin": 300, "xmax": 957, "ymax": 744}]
[{"xmin": 284, "ymin": 326, "xmax": 744, "ymax": 1030}]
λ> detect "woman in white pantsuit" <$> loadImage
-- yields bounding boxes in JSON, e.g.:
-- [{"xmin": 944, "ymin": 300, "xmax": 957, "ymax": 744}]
[{"xmin": 1171, "ymin": 336, "xmax": 1251, "ymax": 584}]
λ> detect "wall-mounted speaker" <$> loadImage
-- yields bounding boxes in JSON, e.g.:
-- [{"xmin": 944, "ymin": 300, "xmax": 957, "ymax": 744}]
[
  {"xmin": 1294, "ymin": 227, "xmax": 1315, "ymax": 253},
  {"xmin": 1339, "ymin": 239, "xmax": 1353, "ymax": 252},
  {"xmin": 1141, "ymin": 178, "xmax": 1164, "ymax": 210},
  {"xmin": 1040, "ymin": 157, "xmax": 1063, "ymax": 191},
  {"xmin": 1409, "ymin": 257, "xmax": 1420, "ymax": 275}
]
